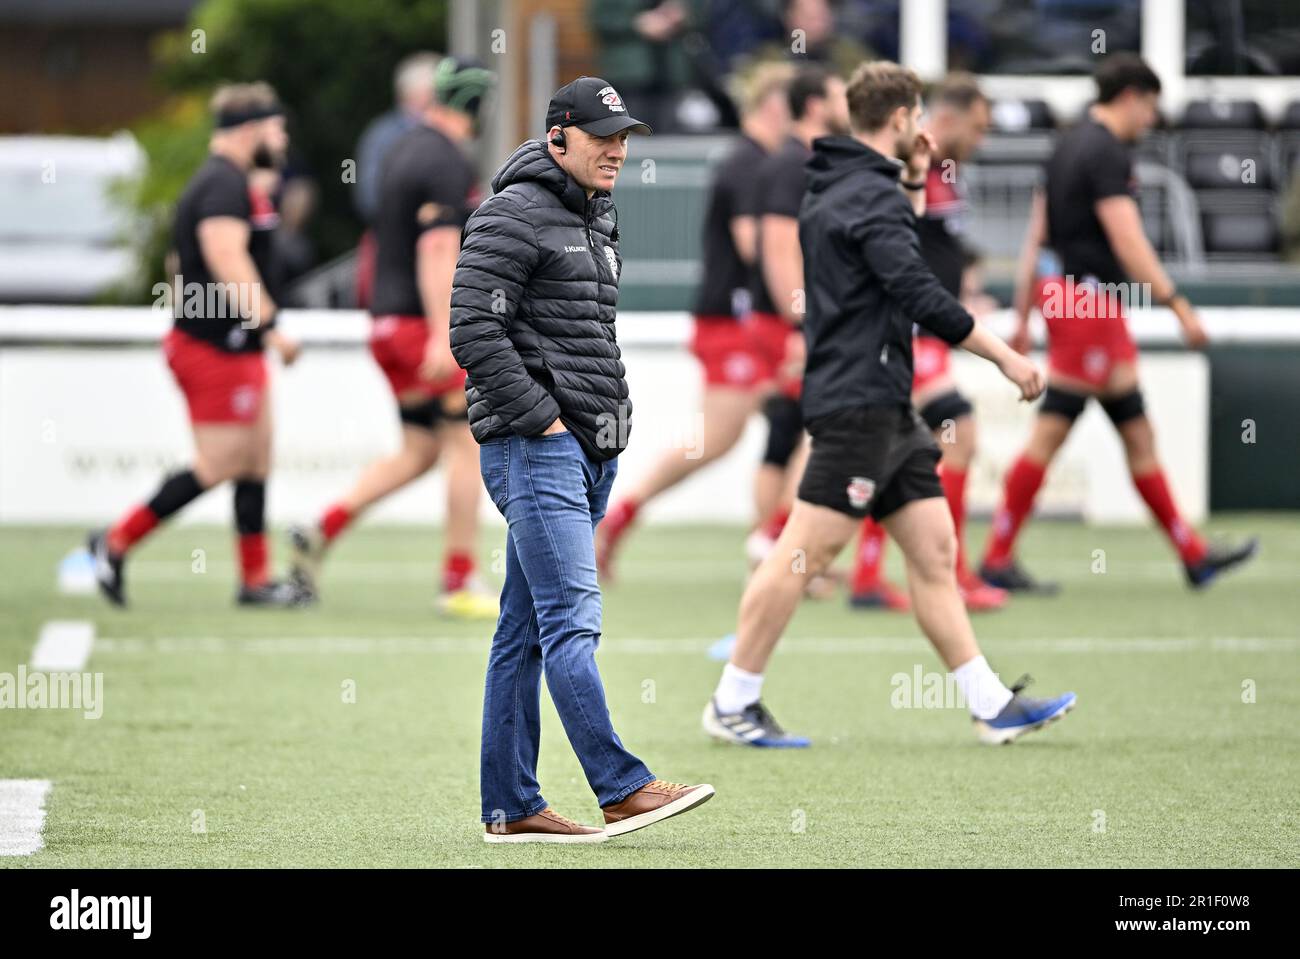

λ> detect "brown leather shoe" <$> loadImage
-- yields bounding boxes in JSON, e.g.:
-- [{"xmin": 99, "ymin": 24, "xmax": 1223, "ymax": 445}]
[
  {"xmin": 602, "ymin": 779, "xmax": 715, "ymax": 837},
  {"xmin": 483, "ymin": 808, "xmax": 606, "ymax": 844}
]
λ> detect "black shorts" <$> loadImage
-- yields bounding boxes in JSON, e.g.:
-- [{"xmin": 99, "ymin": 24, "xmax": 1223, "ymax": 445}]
[
  {"xmin": 399, "ymin": 392, "xmax": 470, "ymax": 432},
  {"xmin": 797, "ymin": 404, "xmax": 943, "ymax": 521}
]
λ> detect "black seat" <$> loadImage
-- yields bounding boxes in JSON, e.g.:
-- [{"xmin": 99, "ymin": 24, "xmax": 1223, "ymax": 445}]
[
  {"xmin": 1181, "ymin": 132, "xmax": 1274, "ymax": 190},
  {"xmin": 1181, "ymin": 99, "xmax": 1266, "ymax": 129},
  {"xmin": 1277, "ymin": 100, "xmax": 1300, "ymax": 130},
  {"xmin": 1197, "ymin": 190, "xmax": 1279, "ymax": 256},
  {"xmin": 990, "ymin": 98, "xmax": 1055, "ymax": 133}
]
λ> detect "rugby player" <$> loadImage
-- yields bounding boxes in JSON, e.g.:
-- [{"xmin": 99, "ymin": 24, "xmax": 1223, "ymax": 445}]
[
  {"xmin": 849, "ymin": 73, "xmax": 1007, "ymax": 613},
  {"xmin": 980, "ymin": 54, "xmax": 1258, "ymax": 593},
  {"xmin": 702, "ymin": 62, "xmax": 1076, "ymax": 748},
  {"xmin": 89, "ymin": 83, "xmax": 304, "ymax": 608},
  {"xmin": 288, "ymin": 58, "xmax": 499, "ymax": 619},
  {"xmin": 595, "ymin": 63, "xmax": 793, "ymax": 577},
  {"xmin": 739, "ymin": 66, "xmax": 850, "ymax": 582}
]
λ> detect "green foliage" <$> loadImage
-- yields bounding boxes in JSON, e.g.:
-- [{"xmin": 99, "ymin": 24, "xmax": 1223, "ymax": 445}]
[
  {"xmin": 110, "ymin": 97, "xmax": 211, "ymax": 303},
  {"xmin": 119, "ymin": 0, "xmax": 449, "ymax": 300}
]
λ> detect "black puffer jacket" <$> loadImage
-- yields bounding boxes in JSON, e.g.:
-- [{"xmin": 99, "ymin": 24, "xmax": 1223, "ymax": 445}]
[{"xmin": 450, "ymin": 139, "xmax": 630, "ymax": 462}]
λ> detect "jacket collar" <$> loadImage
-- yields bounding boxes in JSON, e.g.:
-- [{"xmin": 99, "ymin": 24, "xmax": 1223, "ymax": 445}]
[
  {"xmin": 806, "ymin": 135, "xmax": 905, "ymax": 193},
  {"xmin": 491, "ymin": 138, "xmax": 613, "ymax": 218}
]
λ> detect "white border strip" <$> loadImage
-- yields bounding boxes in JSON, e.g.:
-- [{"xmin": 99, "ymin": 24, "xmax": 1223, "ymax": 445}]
[{"xmin": 0, "ymin": 780, "xmax": 52, "ymax": 857}]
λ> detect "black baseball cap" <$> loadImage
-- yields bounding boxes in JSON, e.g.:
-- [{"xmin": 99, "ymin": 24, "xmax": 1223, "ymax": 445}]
[{"xmin": 545, "ymin": 76, "xmax": 652, "ymax": 137}]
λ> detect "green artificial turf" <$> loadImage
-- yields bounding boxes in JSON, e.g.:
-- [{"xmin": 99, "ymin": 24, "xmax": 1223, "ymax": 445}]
[{"xmin": 1, "ymin": 515, "xmax": 1295, "ymax": 867}]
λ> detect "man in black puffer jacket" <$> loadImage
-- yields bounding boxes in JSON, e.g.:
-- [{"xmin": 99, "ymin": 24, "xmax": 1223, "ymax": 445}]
[{"xmin": 451, "ymin": 77, "xmax": 714, "ymax": 844}]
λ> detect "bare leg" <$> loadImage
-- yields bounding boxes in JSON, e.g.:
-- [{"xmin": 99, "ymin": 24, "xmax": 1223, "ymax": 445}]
[
  {"xmin": 730, "ymin": 499, "xmax": 857, "ymax": 674},
  {"xmin": 627, "ymin": 387, "xmax": 758, "ymax": 503},
  {"xmin": 336, "ymin": 424, "xmax": 441, "ymax": 516},
  {"xmin": 881, "ymin": 497, "xmax": 978, "ymax": 670}
]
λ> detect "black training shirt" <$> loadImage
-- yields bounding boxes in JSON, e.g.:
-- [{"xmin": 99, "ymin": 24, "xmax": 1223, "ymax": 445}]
[
  {"xmin": 916, "ymin": 161, "xmax": 967, "ymax": 299},
  {"xmin": 749, "ymin": 136, "xmax": 811, "ymax": 317},
  {"xmin": 172, "ymin": 154, "xmax": 274, "ymax": 353},
  {"xmin": 1044, "ymin": 116, "xmax": 1137, "ymax": 286},
  {"xmin": 371, "ymin": 124, "xmax": 477, "ymax": 318},
  {"xmin": 692, "ymin": 134, "xmax": 767, "ymax": 318}
]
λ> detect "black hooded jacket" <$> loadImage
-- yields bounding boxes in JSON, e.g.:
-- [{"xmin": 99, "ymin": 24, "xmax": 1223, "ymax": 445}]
[
  {"xmin": 450, "ymin": 139, "xmax": 629, "ymax": 462},
  {"xmin": 799, "ymin": 136, "xmax": 975, "ymax": 421}
]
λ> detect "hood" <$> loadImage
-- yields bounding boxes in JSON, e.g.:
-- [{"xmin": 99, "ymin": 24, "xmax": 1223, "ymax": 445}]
[
  {"xmin": 490, "ymin": 138, "xmax": 611, "ymax": 217},
  {"xmin": 806, "ymin": 135, "xmax": 904, "ymax": 194}
]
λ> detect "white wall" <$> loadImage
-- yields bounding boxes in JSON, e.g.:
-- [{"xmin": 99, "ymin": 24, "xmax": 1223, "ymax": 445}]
[{"xmin": 0, "ymin": 306, "xmax": 1229, "ymax": 527}]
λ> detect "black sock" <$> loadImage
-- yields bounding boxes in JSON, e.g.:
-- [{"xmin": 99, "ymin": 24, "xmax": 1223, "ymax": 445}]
[
  {"xmin": 145, "ymin": 469, "xmax": 206, "ymax": 521},
  {"xmin": 233, "ymin": 479, "xmax": 266, "ymax": 536}
]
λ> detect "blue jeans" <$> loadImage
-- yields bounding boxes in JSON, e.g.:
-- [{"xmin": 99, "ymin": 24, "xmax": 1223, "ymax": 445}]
[{"xmin": 478, "ymin": 431, "xmax": 654, "ymax": 822}]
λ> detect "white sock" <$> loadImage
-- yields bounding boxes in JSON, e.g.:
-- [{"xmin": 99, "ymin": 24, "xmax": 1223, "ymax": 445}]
[
  {"xmin": 714, "ymin": 662, "xmax": 764, "ymax": 714},
  {"xmin": 953, "ymin": 655, "xmax": 1014, "ymax": 720}
]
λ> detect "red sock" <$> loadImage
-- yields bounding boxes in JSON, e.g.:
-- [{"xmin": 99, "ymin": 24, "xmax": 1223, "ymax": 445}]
[
  {"xmin": 760, "ymin": 507, "xmax": 789, "ymax": 541},
  {"xmin": 239, "ymin": 534, "xmax": 269, "ymax": 588},
  {"xmin": 107, "ymin": 504, "xmax": 158, "ymax": 555},
  {"xmin": 850, "ymin": 518, "xmax": 887, "ymax": 593},
  {"xmin": 443, "ymin": 551, "xmax": 474, "ymax": 592},
  {"xmin": 939, "ymin": 464, "xmax": 969, "ymax": 576},
  {"xmin": 1132, "ymin": 468, "xmax": 1207, "ymax": 565},
  {"xmin": 984, "ymin": 456, "xmax": 1047, "ymax": 567},
  {"xmin": 320, "ymin": 503, "xmax": 353, "ymax": 542}
]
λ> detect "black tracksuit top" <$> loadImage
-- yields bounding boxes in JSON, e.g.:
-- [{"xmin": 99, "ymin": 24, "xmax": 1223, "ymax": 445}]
[{"xmin": 799, "ymin": 135, "xmax": 975, "ymax": 420}]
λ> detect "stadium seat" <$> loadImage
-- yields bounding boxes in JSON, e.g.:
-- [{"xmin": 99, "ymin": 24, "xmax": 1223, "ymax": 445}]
[
  {"xmin": 989, "ymin": 98, "xmax": 1055, "ymax": 133},
  {"xmin": 1180, "ymin": 132, "xmax": 1274, "ymax": 190},
  {"xmin": 1180, "ymin": 98, "xmax": 1266, "ymax": 129},
  {"xmin": 1136, "ymin": 129, "xmax": 1173, "ymax": 167},
  {"xmin": 1197, "ymin": 190, "xmax": 1280, "ymax": 256}
]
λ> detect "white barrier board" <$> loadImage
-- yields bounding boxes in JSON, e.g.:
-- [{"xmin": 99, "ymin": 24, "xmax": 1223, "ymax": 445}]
[{"xmin": 0, "ymin": 306, "xmax": 1226, "ymax": 526}]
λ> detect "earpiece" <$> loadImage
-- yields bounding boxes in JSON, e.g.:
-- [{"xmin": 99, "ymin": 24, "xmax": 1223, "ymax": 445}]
[{"xmin": 549, "ymin": 129, "xmax": 567, "ymax": 152}]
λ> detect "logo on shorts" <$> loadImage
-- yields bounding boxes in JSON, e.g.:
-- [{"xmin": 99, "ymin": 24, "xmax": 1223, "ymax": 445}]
[
  {"xmin": 722, "ymin": 351, "xmax": 756, "ymax": 385},
  {"xmin": 847, "ymin": 476, "xmax": 876, "ymax": 510},
  {"xmin": 604, "ymin": 245, "xmax": 619, "ymax": 280},
  {"xmin": 231, "ymin": 385, "xmax": 257, "ymax": 419},
  {"xmin": 597, "ymin": 85, "xmax": 626, "ymax": 113},
  {"xmin": 1083, "ymin": 346, "xmax": 1108, "ymax": 381}
]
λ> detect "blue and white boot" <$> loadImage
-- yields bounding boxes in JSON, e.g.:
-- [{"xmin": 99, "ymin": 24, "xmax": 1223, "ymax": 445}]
[
  {"xmin": 973, "ymin": 675, "xmax": 1076, "ymax": 745},
  {"xmin": 702, "ymin": 698, "xmax": 811, "ymax": 748}
]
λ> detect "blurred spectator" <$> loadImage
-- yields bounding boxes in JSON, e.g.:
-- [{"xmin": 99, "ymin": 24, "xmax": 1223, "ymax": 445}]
[
  {"xmin": 703, "ymin": 0, "xmax": 784, "ymax": 74},
  {"xmin": 745, "ymin": 0, "xmax": 873, "ymax": 78},
  {"xmin": 589, "ymin": 1, "xmax": 696, "ymax": 133},
  {"xmin": 352, "ymin": 52, "xmax": 440, "ymax": 224}
]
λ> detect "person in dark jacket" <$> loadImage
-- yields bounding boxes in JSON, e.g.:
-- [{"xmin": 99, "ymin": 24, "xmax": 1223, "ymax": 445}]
[
  {"xmin": 450, "ymin": 76, "xmax": 714, "ymax": 843},
  {"xmin": 703, "ymin": 61, "xmax": 1078, "ymax": 750}
]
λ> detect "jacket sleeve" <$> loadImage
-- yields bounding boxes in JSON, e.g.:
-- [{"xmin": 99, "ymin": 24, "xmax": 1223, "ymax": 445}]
[
  {"xmin": 857, "ymin": 194, "xmax": 975, "ymax": 345},
  {"xmin": 450, "ymin": 195, "xmax": 561, "ymax": 435}
]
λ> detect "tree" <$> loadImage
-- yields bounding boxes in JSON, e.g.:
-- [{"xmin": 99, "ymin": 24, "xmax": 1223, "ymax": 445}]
[{"xmin": 122, "ymin": 0, "xmax": 449, "ymax": 301}]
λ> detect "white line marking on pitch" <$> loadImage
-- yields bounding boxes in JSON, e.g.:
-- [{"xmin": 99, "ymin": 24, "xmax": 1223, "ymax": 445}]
[
  {"xmin": 30, "ymin": 615, "xmax": 96, "ymax": 670},
  {"xmin": 93, "ymin": 635, "xmax": 1300, "ymax": 655},
  {"xmin": 127, "ymin": 558, "xmax": 1300, "ymax": 582},
  {"xmin": 0, "ymin": 780, "xmax": 52, "ymax": 857},
  {"xmin": 30, "ymin": 621, "xmax": 95, "ymax": 671}
]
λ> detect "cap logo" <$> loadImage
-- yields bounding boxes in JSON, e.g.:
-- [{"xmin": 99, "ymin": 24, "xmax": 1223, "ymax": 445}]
[{"xmin": 597, "ymin": 85, "xmax": 625, "ymax": 113}]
